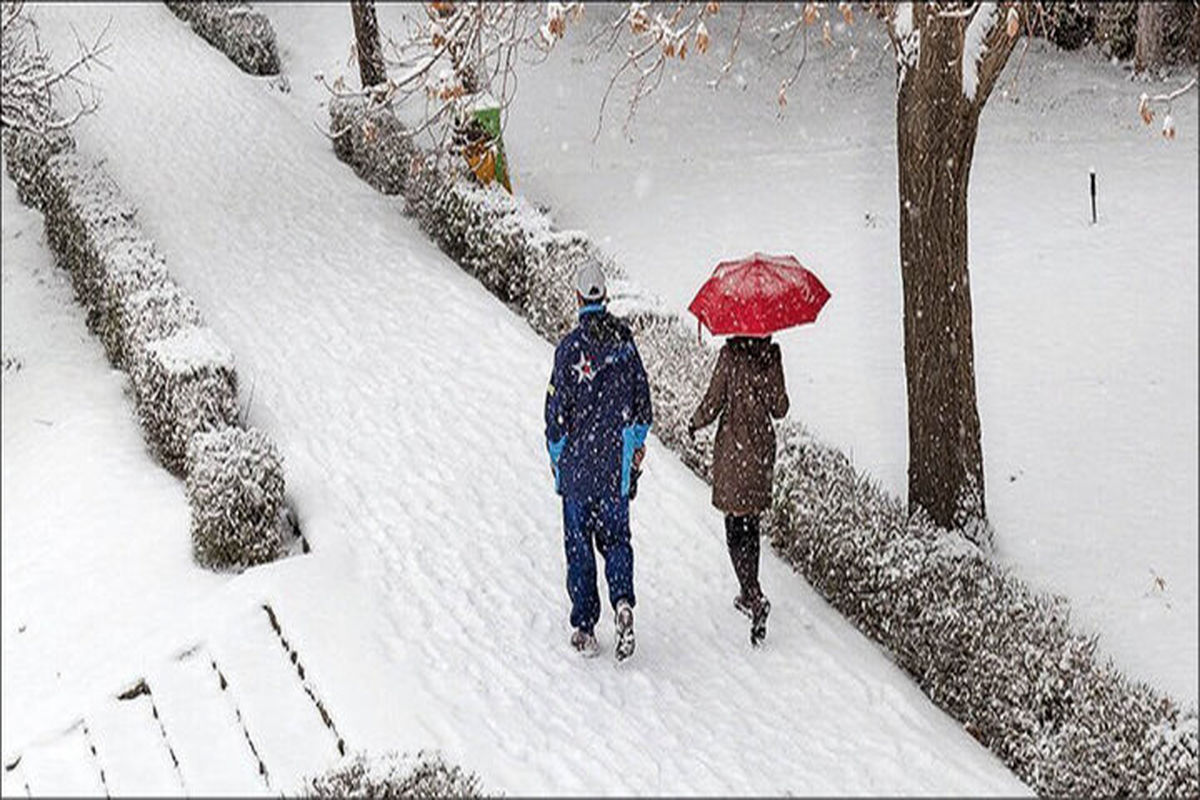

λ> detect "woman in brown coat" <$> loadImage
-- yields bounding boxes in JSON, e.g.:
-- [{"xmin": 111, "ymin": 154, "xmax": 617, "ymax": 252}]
[{"xmin": 688, "ymin": 335, "xmax": 789, "ymax": 646}]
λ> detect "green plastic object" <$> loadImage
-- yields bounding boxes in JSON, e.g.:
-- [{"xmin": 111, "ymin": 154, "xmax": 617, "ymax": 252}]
[{"xmin": 471, "ymin": 103, "xmax": 510, "ymax": 191}]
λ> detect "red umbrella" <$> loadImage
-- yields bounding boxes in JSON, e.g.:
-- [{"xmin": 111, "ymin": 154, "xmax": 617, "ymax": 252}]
[{"xmin": 688, "ymin": 252, "xmax": 830, "ymax": 338}]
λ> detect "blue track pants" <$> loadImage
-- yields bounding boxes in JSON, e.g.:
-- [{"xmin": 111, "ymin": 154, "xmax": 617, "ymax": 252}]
[{"xmin": 562, "ymin": 495, "xmax": 635, "ymax": 633}]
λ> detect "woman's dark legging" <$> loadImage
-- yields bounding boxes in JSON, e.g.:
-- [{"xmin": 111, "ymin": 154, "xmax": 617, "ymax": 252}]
[{"xmin": 724, "ymin": 513, "xmax": 763, "ymax": 604}]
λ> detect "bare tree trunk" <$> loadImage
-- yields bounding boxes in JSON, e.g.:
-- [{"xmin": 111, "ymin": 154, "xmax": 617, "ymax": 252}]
[
  {"xmin": 1190, "ymin": 1, "xmax": 1200, "ymax": 64},
  {"xmin": 891, "ymin": 5, "xmax": 1017, "ymax": 543},
  {"xmin": 350, "ymin": 0, "xmax": 387, "ymax": 90},
  {"xmin": 1135, "ymin": 1, "xmax": 1170, "ymax": 73}
]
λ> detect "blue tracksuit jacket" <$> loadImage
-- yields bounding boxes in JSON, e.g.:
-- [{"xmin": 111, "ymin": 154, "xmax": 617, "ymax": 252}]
[{"xmin": 545, "ymin": 304, "xmax": 653, "ymax": 499}]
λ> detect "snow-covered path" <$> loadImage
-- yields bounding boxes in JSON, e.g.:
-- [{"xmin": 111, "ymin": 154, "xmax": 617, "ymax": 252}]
[
  {"xmin": 498, "ymin": 13, "xmax": 1199, "ymax": 703},
  {"xmin": 261, "ymin": 4, "xmax": 1198, "ymax": 704},
  {"xmin": 6, "ymin": 4, "xmax": 1034, "ymax": 794}
]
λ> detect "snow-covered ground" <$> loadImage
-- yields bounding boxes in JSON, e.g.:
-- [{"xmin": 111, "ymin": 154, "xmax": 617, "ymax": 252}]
[
  {"xmin": 262, "ymin": 3, "xmax": 1199, "ymax": 706},
  {"xmin": 500, "ymin": 10, "xmax": 1199, "ymax": 704},
  {"xmin": 1, "ymin": 3, "xmax": 1035, "ymax": 795},
  {"xmin": 1, "ymin": 168, "xmax": 226, "ymax": 751}
]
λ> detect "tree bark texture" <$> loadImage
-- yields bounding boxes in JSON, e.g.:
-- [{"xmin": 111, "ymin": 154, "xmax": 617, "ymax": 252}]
[
  {"xmin": 350, "ymin": 0, "xmax": 387, "ymax": 90},
  {"xmin": 893, "ymin": 4, "xmax": 1017, "ymax": 541},
  {"xmin": 1135, "ymin": 1, "xmax": 1170, "ymax": 72}
]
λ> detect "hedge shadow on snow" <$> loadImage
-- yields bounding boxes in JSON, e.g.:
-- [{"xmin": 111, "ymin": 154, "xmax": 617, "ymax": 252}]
[
  {"xmin": 2, "ymin": 125, "xmax": 288, "ymax": 572},
  {"xmin": 327, "ymin": 96, "xmax": 1198, "ymax": 797}
]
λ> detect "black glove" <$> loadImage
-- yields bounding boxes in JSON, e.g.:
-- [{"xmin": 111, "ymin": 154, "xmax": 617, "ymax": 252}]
[{"xmin": 628, "ymin": 466, "xmax": 642, "ymax": 500}]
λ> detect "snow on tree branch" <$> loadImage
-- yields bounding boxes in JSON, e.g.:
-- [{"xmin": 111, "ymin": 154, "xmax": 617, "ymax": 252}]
[
  {"xmin": 883, "ymin": 2, "xmax": 1027, "ymax": 101},
  {"xmin": 888, "ymin": 2, "xmax": 920, "ymax": 84},
  {"xmin": 960, "ymin": 2, "xmax": 997, "ymax": 100},
  {"xmin": 970, "ymin": 3, "xmax": 1023, "ymax": 106},
  {"xmin": 590, "ymin": 2, "xmax": 855, "ymax": 137},
  {"xmin": 1139, "ymin": 77, "xmax": 1198, "ymax": 140},
  {"xmin": 0, "ymin": 0, "xmax": 111, "ymax": 135}
]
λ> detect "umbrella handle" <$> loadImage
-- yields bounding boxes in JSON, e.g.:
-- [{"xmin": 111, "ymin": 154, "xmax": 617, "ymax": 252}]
[{"xmin": 697, "ymin": 318, "xmax": 702, "ymax": 346}]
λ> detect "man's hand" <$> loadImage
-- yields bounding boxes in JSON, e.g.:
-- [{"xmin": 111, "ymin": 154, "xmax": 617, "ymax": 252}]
[{"xmin": 632, "ymin": 446, "xmax": 645, "ymax": 470}]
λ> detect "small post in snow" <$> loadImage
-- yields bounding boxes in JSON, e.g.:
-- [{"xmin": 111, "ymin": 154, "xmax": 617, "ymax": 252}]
[{"xmin": 1089, "ymin": 167, "xmax": 1097, "ymax": 225}]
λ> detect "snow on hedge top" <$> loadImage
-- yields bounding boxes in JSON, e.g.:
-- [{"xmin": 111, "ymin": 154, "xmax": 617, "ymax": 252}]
[
  {"xmin": 47, "ymin": 153, "xmax": 138, "ymax": 219},
  {"xmin": 454, "ymin": 179, "xmax": 563, "ymax": 249},
  {"xmin": 146, "ymin": 325, "xmax": 235, "ymax": 374},
  {"xmin": 962, "ymin": 2, "xmax": 998, "ymax": 102},
  {"xmin": 102, "ymin": 238, "xmax": 171, "ymax": 291}
]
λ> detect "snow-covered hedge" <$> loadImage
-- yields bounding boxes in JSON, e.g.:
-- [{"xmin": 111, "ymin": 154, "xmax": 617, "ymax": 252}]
[
  {"xmin": 329, "ymin": 99, "xmax": 415, "ymax": 196},
  {"xmin": 329, "ymin": 100, "xmax": 1199, "ymax": 797},
  {"xmin": 105, "ymin": 259, "xmax": 196, "ymax": 368},
  {"xmin": 135, "ymin": 326, "xmax": 240, "ymax": 476},
  {"xmin": 28, "ymin": 147, "xmax": 242, "ymax": 476},
  {"xmin": 2, "ymin": 126, "xmax": 288, "ymax": 571},
  {"xmin": 40, "ymin": 152, "xmax": 144, "ymax": 331},
  {"xmin": 331, "ymin": 96, "xmax": 589, "ymax": 337},
  {"xmin": 163, "ymin": 1, "xmax": 280, "ymax": 76},
  {"xmin": 766, "ymin": 426, "xmax": 1198, "ymax": 796},
  {"xmin": 0, "ymin": 125, "xmax": 76, "ymax": 210},
  {"xmin": 186, "ymin": 426, "xmax": 284, "ymax": 570},
  {"xmin": 307, "ymin": 751, "xmax": 485, "ymax": 798}
]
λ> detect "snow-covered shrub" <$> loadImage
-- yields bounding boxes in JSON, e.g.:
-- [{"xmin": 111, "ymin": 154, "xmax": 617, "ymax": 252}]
[
  {"xmin": 134, "ymin": 325, "xmax": 239, "ymax": 476},
  {"xmin": 406, "ymin": 160, "xmax": 539, "ymax": 306},
  {"xmin": 0, "ymin": 124, "xmax": 76, "ymax": 210},
  {"xmin": 329, "ymin": 96, "xmax": 415, "ymax": 196},
  {"xmin": 1092, "ymin": 2, "xmax": 1139, "ymax": 60},
  {"xmin": 95, "ymin": 239, "xmax": 178, "ymax": 365},
  {"xmin": 163, "ymin": 1, "xmax": 280, "ymax": 76},
  {"xmin": 521, "ymin": 232, "xmax": 591, "ymax": 343},
  {"xmin": 1037, "ymin": 1, "xmax": 1097, "ymax": 51},
  {"xmin": 329, "ymin": 95, "xmax": 1198, "ymax": 799},
  {"xmin": 331, "ymin": 98, "xmax": 604, "ymax": 327},
  {"xmin": 186, "ymin": 426, "xmax": 284, "ymax": 570},
  {"xmin": 765, "ymin": 424, "xmax": 1199, "ymax": 797},
  {"xmin": 1145, "ymin": 710, "xmax": 1199, "ymax": 796},
  {"xmin": 115, "ymin": 279, "xmax": 203, "ymax": 371},
  {"xmin": 307, "ymin": 751, "xmax": 485, "ymax": 799},
  {"xmin": 40, "ymin": 152, "xmax": 142, "ymax": 328},
  {"xmin": 6, "ymin": 121, "xmax": 291, "ymax": 573},
  {"xmin": 624, "ymin": 309, "xmax": 718, "ymax": 479}
]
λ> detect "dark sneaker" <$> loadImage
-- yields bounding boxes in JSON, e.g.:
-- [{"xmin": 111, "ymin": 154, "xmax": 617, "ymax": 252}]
[
  {"xmin": 571, "ymin": 628, "xmax": 599, "ymax": 658},
  {"xmin": 734, "ymin": 593, "xmax": 754, "ymax": 620},
  {"xmin": 614, "ymin": 600, "xmax": 635, "ymax": 662},
  {"xmin": 750, "ymin": 598, "xmax": 771, "ymax": 648}
]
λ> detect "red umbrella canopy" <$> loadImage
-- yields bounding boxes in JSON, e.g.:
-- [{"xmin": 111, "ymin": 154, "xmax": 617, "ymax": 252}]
[{"xmin": 688, "ymin": 252, "xmax": 831, "ymax": 337}]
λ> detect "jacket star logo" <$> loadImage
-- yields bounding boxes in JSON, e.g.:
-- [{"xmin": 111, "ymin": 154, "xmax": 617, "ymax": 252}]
[{"xmin": 572, "ymin": 352, "xmax": 595, "ymax": 383}]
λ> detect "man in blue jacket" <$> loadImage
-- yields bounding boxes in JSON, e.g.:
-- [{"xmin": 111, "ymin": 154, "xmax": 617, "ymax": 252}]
[{"xmin": 545, "ymin": 262, "xmax": 653, "ymax": 661}]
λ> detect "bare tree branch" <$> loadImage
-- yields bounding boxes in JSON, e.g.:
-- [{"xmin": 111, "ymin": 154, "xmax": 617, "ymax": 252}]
[{"xmin": 1, "ymin": 1, "xmax": 111, "ymax": 136}]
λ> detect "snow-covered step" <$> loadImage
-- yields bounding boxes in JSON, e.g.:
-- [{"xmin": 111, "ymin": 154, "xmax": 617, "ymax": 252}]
[
  {"xmin": 85, "ymin": 687, "xmax": 183, "ymax": 796},
  {"xmin": 16, "ymin": 721, "xmax": 106, "ymax": 797},
  {"xmin": 204, "ymin": 606, "xmax": 343, "ymax": 795},
  {"xmin": 147, "ymin": 647, "xmax": 269, "ymax": 796}
]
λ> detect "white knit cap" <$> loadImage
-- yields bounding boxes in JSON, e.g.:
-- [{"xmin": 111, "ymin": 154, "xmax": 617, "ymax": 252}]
[{"xmin": 575, "ymin": 262, "xmax": 607, "ymax": 301}]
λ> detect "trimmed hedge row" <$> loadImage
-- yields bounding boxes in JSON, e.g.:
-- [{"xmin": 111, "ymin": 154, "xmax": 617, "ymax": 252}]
[
  {"xmin": 328, "ymin": 97, "xmax": 1198, "ymax": 797},
  {"xmin": 331, "ymin": 97, "xmax": 596, "ymax": 344},
  {"xmin": 2, "ymin": 126, "xmax": 285, "ymax": 571},
  {"xmin": 187, "ymin": 427, "xmax": 284, "ymax": 570},
  {"xmin": 163, "ymin": 1, "xmax": 280, "ymax": 76},
  {"xmin": 308, "ymin": 751, "xmax": 486, "ymax": 798}
]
